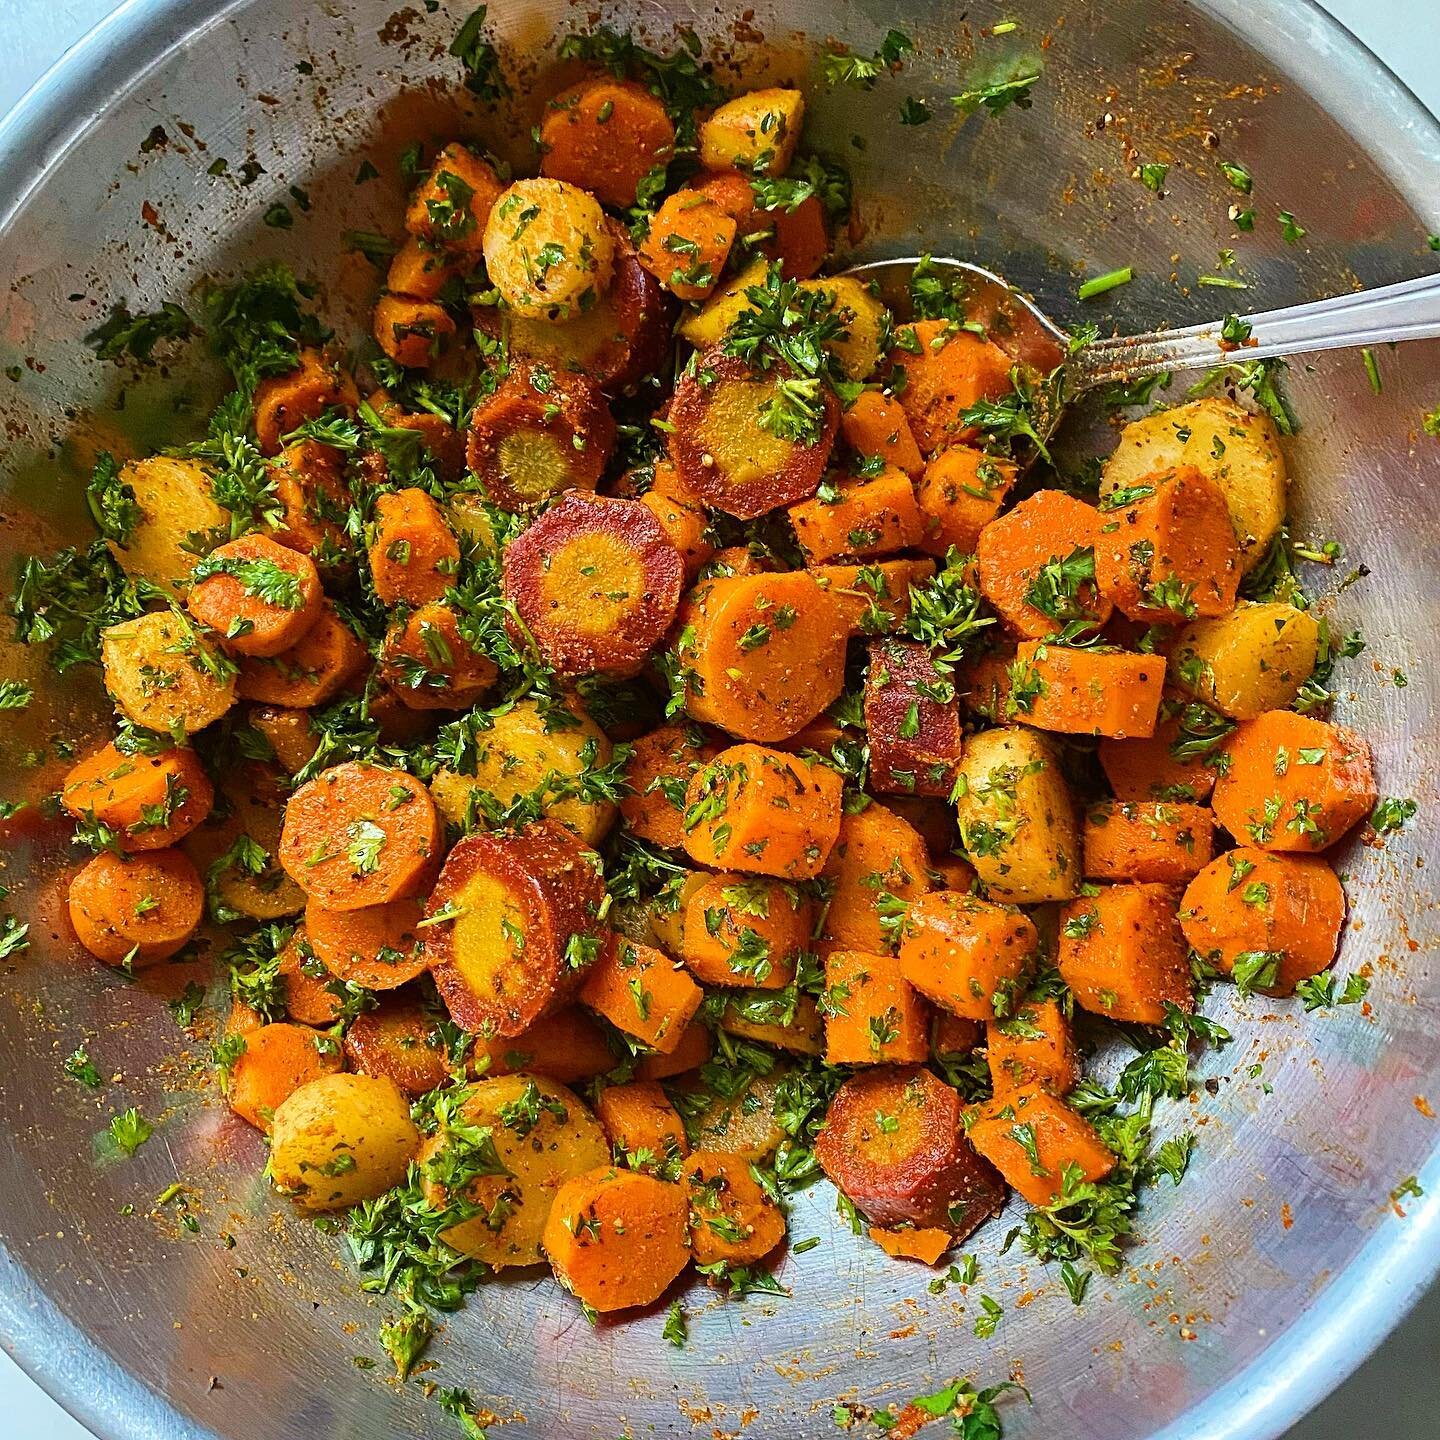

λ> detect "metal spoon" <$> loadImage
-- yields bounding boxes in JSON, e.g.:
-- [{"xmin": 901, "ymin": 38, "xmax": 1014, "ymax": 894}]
[{"xmin": 844, "ymin": 254, "xmax": 1440, "ymax": 400}]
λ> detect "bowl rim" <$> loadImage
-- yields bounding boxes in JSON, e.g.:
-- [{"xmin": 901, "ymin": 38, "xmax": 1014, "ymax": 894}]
[{"xmin": 0, "ymin": 2, "xmax": 1437, "ymax": 1438}]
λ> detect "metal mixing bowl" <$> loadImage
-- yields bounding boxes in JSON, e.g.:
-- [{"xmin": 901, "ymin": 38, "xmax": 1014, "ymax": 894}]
[{"xmin": 1, "ymin": 2, "xmax": 1438, "ymax": 1437}]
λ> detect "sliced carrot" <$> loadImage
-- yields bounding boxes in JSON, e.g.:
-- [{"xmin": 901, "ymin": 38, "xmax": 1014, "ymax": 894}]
[
  {"xmin": 1179, "ymin": 847, "xmax": 1346, "ymax": 994},
  {"xmin": 767, "ymin": 195, "xmax": 829, "ymax": 280},
  {"xmin": 865, "ymin": 638, "xmax": 964, "ymax": 797},
  {"xmin": 639, "ymin": 488, "xmax": 715, "ymax": 581},
  {"xmin": 932, "ymin": 1011, "xmax": 982, "ymax": 1063},
  {"xmin": 619, "ymin": 723, "xmax": 721, "ymax": 850},
  {"xmin": 253, "ymin": 349, "xmax": 358, "ymax": 455},
  {"xmin": 542, "ymin": 1166, "xmax": 690, "ymax": 1312},
  {"xmin": 473, "ymin": 1005, "xmax": 619, "ymax": 1084},
  {"xmin": 682, "ymin": 742, "xmax": 843, "ymax": 879},
  {"xmin": 235, "ymin": 602, "xmax": 369, "ymax": 708},
  {"xmin": 405, "ymin": 142, "xmax": 504, "ymax": 253},
  {"xmin": 822, "ymin": 949, "xmax": 931, "ymax": 1064},
  {"xmin": 1010, "ymin": 641, "xmax": 1165, "ymax": 739},
  {"xmin": 679, "ymin": 873, "xmax": 812, "ymax": 990},
  {"xmin": 540, "ymin": 78, "xmax": 677, "ymax": 209},
  {"xmin": 790, "ymin": 465, "xmax": 924, "ymax": 565},
  {"xmin": 276, "ymin": 925, "xmax": 344, "ymax": 1026},
  {"xmin": 897, "ymin": 890, "xmax": 1037, "ymax": 1021},
  {"xmin": 1097, "ymin": 696, "xmax": 1220, "ymax": 803},
  {"xmin": 61, "ymin": 742, "xmax": 213, "ymax": 851},
  {"xmin": 1057, "ymin": 883, "xmax": 1191, "ymax": 1023},
  {"xmin": 187, "ymin": 532, "xmax": 323, "ymax": 658},
  {"xmin": 916, "ymin": 446, "xmax": 1017, "ymax": 557},
  {"xmin": 1210, "ymin": 709, "xmax": 1377, "ymax": 852},
  {"xmin": 820, "ymin": 802, "xmax": 933, "ymax": 952},
  {"xmin": 986, "ymin": 997, "xmax": 1077, "ymax": 1099},
  {"xmin": 595, "ymin": 1080, "xmax": 689, "ymax": 1171},
  {"xmin": 368, "ymin": 488, "xmax": 460, "ymax": 607},
  {"xmin": 224, "ymin": 1020, "xmax": 343, "ymax": 1132},
  {"xmin": 636, "ymin": 1019, "xmax": 711, "ymax": 1080},
  {"xmin": 580, "ymin": 936, "xmax": 704, "ymax": 1052},
  {"xmin": 967, "ymin": 1087, "xmax": 1115, "ymax": 1207},
  {"xmin": 1083, "ymin": 799, "xmax": 1215, "ymax": 883},
  {"xmin": 373, "ymin": 294, "xmax": 456, "ymax": 369},
  {"xmin": 684, "ymin": 1149, "xmax": 786, "ymax": 1264},
  {"xmin": 869, "ymin": 1225, "xmax": 952, "ymax": 1265},
  {"xmin": 343, "ymin": 996, "xmax": 452, "ymax": 1096},
  {"xmin": 377, "ymin": 602, "xmax": 499, "ymax": 711},
  {"xmin": 303, "ymin": 896, "xmax": 429, "ymax": 989},
  {"xmin": 278, "ymin": 763, "xmax": 440, "ymax": 910},
  {"xmin": 886, "ymin": 320, "xmax": 1014, "ymax": 455},
  {"xmin": 271, "ymin": 440, "xmax": 350, "ymax": 563},
  {"xmin": 67, "ymin": 848, "xmax": 204, "ymax": 968},
  {"xmin": 810, "ymin": 557, "xmax": 936, "ymax": 636},
  {"xmin": 638, "ymin": 190, "xmax": 736, "ymax": 300},
  {"xmin": 385, "ymin": 237, "xmax": 459, "ymax": 302},
  {"xmin": 841, "ymin": 390, "xmax": 924, "ymax": 477}
]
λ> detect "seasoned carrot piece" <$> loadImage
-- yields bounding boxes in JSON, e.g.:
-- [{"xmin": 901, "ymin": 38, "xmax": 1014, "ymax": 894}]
[
  {"xmin": 767, "ymin": 195, "xmax": 829, "ymax": 280},
  {"xmin": 684, "ymin": 1149, "xmax": 786, "ymax": 1264},
  {"xmin": 928, "ymin": 853, "xmax": 976, "ymax": 893},
  {"xmin": 790, "ymin": 465, "xmax": 924, "ymax": 564},
  {"xmin": 368, "ymin": 488, "xmax": 460, "ymax": 607},
  {"xmin": 187, "ymin": 532, "xmax": 323, "ymax": 657},
  {"xmin": 424, "ymin": 821, "xmax": 608, "ymax": 1037},
  {"xmin": 580, "ymin": 937, "xmax": 704, "ymax": 1052},
  {"xmin": 540, "ymin": 78, "xmax": 676, "ymax": 208},
  {"xmin": 245, "ymin": 706, "xmax": 317, "ymax": 776},
  {"xmin": 271, "ymin": 441, "xmax": 350, "ymax": 560},
  {"xmin": 473, "ymin": 1005, "xmax": 619, "ymax": 1084},
  {"xmin": 377, "ymin": 602, "xmax": 498, "ymax": 711},
  {"xmin": 303, "ymin": 896, "xmax": 429, "ymax": 989},
  {"xmin": 1098, "ymin": 696, "xmax": 1220, "ymax": 803},
  {"xmin": 273, "ymin": 926, "xmax": 344, "ymax": 1026},
  {"xmin": 253, "ymin": 348, "xmax": 358, "ymax": 455},
  {"xmin": 720, "ymin": 991, "xmax": 823, "ymax": 1055},
  {"xmin": 822, "ymin": 949, "xmax": 931, "ymax": 1065},
  {"xmin": 503, "ymin": 493, "xmax": 684, "ymax": 678},
  {"xmin": 366, "ymin": 389, "xmax": 467, "ymax": 483},
  {"xmin": 931, "ymin": 1011, "xmax": 982, "ymax": 1064},
  {"xmin": 898, "ymin": 891, "xmax": 1037, "ymax": 1020},
  {"xmin": 842, "ymin": 390, "xmax": 924, "ymax": 477},
  {"xmin": 811, "ymin": 557, "xmax": 936, "ymax": 635},
  {"xmin": 1180, "ymin": 847, "xmax": 1346, "ymax": 994},
  {"xmin": 1010, "ymin": 640, "xmax": 1165, "ymax": 739},
  {"xmin": 405, "ymin": 142, "xmax": 504, "ymax": 253},
  {"xmin": 343, "ymin": 996, "xmax": 452, "ymax": 1096},
  {"xmin": 224, "ymin": 1021, "xmax": 343, "ymax": 1132},
  {"xmin": 816, "ymin": 1066, "xmax": 1004, "ymax": 1236},
  {"xmin": 639, "ymin": 488, "xmax": 714, "ymax": 581},
  {"xmin": 67, "ymin": 848, "xmax": 204, "ymax": 967},
  {"xmin": 676, "ymin": 570, "xmax": 850, "ymax": 741},
  {"xmin": 542, "ymin": 1166, "xmax": 690, "ymax": 1312},
  {"xmin": 620, "ymin": 723, "xmax": 721, "ymax": 850},
  {"xmin": 679, "ymin": 873, "xmax": 811, "ymax": 990},
  {"xmin": 986, "ymin": 998, "xmax": 1077, "ymax": 1099},
  {"xmin": 865, "ymin": 637, "xmax": 964, "ymax": 797},
  {"xmin": 1094, "ymin": 465, "xmax": 1241, "ymax": 622},
  {"xmin": 976, "ymin": 490, "xmax": 1112, "ymax": 639},
  {"xmin": 385, "ymin": 237, "xmax": 459, "ymax": 302},
  {"xmin": 1083, "ymin": 799, "xmax": 1214, "ymax": 883},
  {"xmin": 682, "ymin": 743, "xmax": 843, "ymax": 879},
  {"xmin": 235, "ymin": 602, "xmax": 369, "ymax": 708},
  {"xmin": 62, "ymin": 742, "xmax": 213, "ymax": 851},
  {"xmin": 887, "ymin": 320, "xmax": 1014, "ymax": 455},
  {"xmin": 869, "ymin": 1225, "xmax": 952, "ymax": 1265},
  {"xmin": 667, "ymin": 350, "xmax": 838, "ymax": 520},
  {"xmin": 1057, "ymin": 882, "xmax": 1191, "ymax": 1023},
  {"xmin": 967, "ymin": 1087, "xmax": 1115, "ymax": 1207},
  {"xmin": 466, "ymin": 361, "xmax": 616, "ymax": 507},
  {"xmin": 1211, "ymin": 709, "xmax": 1377, "ymax": 852},
  {"xmin": 637, "ymin": 1019, "xmax": 711, "ymax": 1080},
  {"xmin": 820, "ymin": 803, "xmax": 932, "ymax": 952},
  {"xmin": 638, "ymin": 190, "xmax": 736, "ymax": 300},
  {"xmin": 279, "ymin": 763, "xmax": 440, "ymax": 910},
  {"xmin": 373, "ymin": 294, "xmax": 455, "ymax": 369},
  {"xmin": 916, "ymin": 446, "xmax": 1017, "ymax": 557},
  {"xmin": 596, "ymin": 1081, "xmax": 689, "ymax": 1170}
]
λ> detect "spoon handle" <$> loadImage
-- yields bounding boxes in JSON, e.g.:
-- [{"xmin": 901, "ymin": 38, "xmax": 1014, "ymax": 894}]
[{"xmin": 1074, "ymin": 271, "xmax": 1440, "ymax": 390}]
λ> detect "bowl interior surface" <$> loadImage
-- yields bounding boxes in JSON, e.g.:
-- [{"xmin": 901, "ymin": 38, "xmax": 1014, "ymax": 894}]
[{"xmin": 1, "ymin": 2, "xmax": 1439, "ymax": 1438}]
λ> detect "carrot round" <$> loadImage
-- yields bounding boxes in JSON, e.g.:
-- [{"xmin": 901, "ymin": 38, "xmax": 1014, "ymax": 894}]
[
  {"xmin": 580, "ymin": 936, "xmax": 704, "ymax": 1052},
  {"xmin": 275, "ymin": 925, "xmax": 344, "ymax": 1026},
  {"xmin": 809, "ymin": 557, "xmax": 937, "ymax": 636},
  {"xmin": 304, "ymin": 895, "xmax": 429, "ymax": 989},
  {"xmin": 1083, "ymin": 799, "xmax": 1214, "ymax": 883},
  {"xmin": 1057, "ymin": 882, "xmax": 1191, "ymax": 1023},
  {"xmin": 1010, "ymin": 640, "xmax": 1165, "ymax": 739},
  {"xmin": 378, "ymin": 602, "xmax": 498, "ymax": 711},
  {"xmin": 368, "ymin": 487, "xmax": 461, "ymax": 607},
  {"xmin": 279, "ymin": 763, "xmax": 440, "ymax": 910},
  {"xmin": 1097, "ymin": 696, "xmax": 1220, "ymax": 803},
  {"xmin": 405, "ymin": 142, "xmax": 504, "ymax": 254},
  {"xmin": 897, "ymin": 891, "xmax": 1037, "ymax": 1021},
  {"xmin": 684, "ymin": 1149, "xmax": 786, "ymax": 1265},
  {"xmin": 188, "ymin": 532, "xmax": 323, "ymax": 657},
  {"xmin": 235, "ymin": 602, "xmax": 369, "ymax": 708},
  {"xmin": 865, "ymin": 637, "xmax": 964, "ymax": 797},
  {"xmin": 679, "ymin": 872, "xmax": 812, "ymax": 989},
  {"xmin": 639, "ymin": 190, "xmax": 736, "ymax": 300},
  {"xmin": 271, "ymin": 441, "xmax": 350, "ymax": 560},
  {"xmin": 916, "ymin": 446, "xmax": 1017, "ymax": 556},
  {"xmin": 343, "ymin": 996, "xmax": 452, "ymax": 1095},
  {"xmin": 67, "ymin": 848, "xmax": 204, "ymax": 967},
  {"xmin": 372, "ymin": 295, "xmax": 456, "ymax": 369},
  {"xmin": 841, "ymin": 390, "xmax": 924, "ymax": 477},
  {"xmin": 542, "ymin": 1166, "xmax": 690, "ymax": 1312},
  {"xmin": 1179, "ymin": 847, "xmax": 1345, "ymax": 993},
  {"xmin": 822, "ymin": 949, "xmax": 931, "ymax": 1065},
  {"xmin": 820, "ymin": 803, "xmax": 933, "ymax": 952},
  {"xmin": 595, "ymin": 1080, "xmax": 690, "ymax": 1170},
  {"xmin": 790, "ymin": 465, "xmax": 925, "ymax": 564},
  {"xmin": 253, "ymin": 348, "xmax": 358, "ymax": 455},
  {"xmin": 967, "ymin": 1086, "xmax": 1115, "ymax": 1207},
  {"xmin": 224, "ymin": 1020, "xmax": 343, "ymax": 1132},
  {"xmin": 1210, "ymin": 709, "xmax": 1377, "ymax": 852},
  {"xmin": 471, "ymin": 1005, "xmax": 619, "ymax": 1085},
  {"xmin": 768, "ymin": 195, "xmax": 829, "ymax": 280},
  {"xmin": 540, "ymin": 78, "xmax": 676, "ymax": 209},
  {"xmin": 61, "ymin": 742, "xmax": 213, "ymax": 851},
  {"xmin": 886, "ymin": 320, "xmax": 1014, "ymax": 455}
]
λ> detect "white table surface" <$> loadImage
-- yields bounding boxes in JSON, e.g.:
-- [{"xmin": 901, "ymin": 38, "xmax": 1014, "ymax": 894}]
[{"xmin": 2, "ymin": 0, "xmax": 1439, "ymax": 1436}]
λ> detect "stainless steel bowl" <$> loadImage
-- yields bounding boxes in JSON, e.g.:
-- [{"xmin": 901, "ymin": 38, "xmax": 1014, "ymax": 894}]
[{"xmin": 2, "ymin": 2, "xmax": 1438, "ymax": 1437}]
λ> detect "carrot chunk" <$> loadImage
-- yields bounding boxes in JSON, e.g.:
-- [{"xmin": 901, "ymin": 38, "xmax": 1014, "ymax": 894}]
[
  {"xmin": 224, "ymin": 1021, "xmax": 342, "ymax": 1132},
  {"xmin": 542, "ymin": 1166, "xmax": 690, "ymax": 1313},
  {"xmin": 368, "ymin": 488, "xmax": 460, "ymax": 607},
  {"xmin": 235, "ymin": 602, "xmax": 369, "ymax": 708},
  {"xmin": 820, "ymin": 803, "xmax": 933, "ymax": 952},
  {"xmin": 1097, "ymin": 696, "xmax": 1220, "ymax": 803},
  {"xmin": 385, "ymin": 237, "xmax": 459, "ymax": 302},
  {"xmin": 822, "ymin": 949, "xmax": 931, "ymax": 1065},
  {"xmin": 916, "ymin": 446, "xmax": 1016, "ymax": 557},
  {"xmin": 865, "ymin": 638, "xmax": 963, "ymax": 797},
  {"xmin": 187, "ymin": 532, "xmax": 323, "ymax": 657},
  {"xmin": 378, "ymin": 602, "xmax": 499, "ymax": 711},
  {"xmin": 886, "ymin": 320, "xmax": 1014, "ymax": 454},
  {"xmin": 372, "ymin": 294, "xmax": 456, "ymax": 369},
  {"xmin": 1179, "ymin": 847, "xmax": 1346, "ymax": 994},
  {"xmin": 684, "ymin": 1150, "xmax": 786, "ymax": 1264},
  {"xmin": 405, "ymin": 142, "xmax": 504, "ymax": 253},
  {"xmin": 1083, "ymin": 799, "xmax": 1214, "ymax": 883},
  {"xmin": 810, "ymin": 557, "xmax": 936, "ymax": 636},
  {"xmin": 868, "ymin": 1225, "xmax": 952, "ymax": 1265},
  {"xmin": 540, "ymin": 78, "xmax": 676, "ymax": 209},
  {"xmin": 1210, "ymin": 709, "xmax": 1377, "ymax": 852},
  {"xmin": 67, "ymin": 848, "xmax": 204, "ymax": 967},
  {"xmin": 253, "ymin": 348, "xmax": 358, "ymax": 455},
  {"xmin": 343, "ymin": 997, "xmax": 452, "ymax": 1096},
  {"xmin": 897, "ymin": 890, "xmax": 1037, "ymax": 1020},
  {"xmin": 619, "ymin": 723, "xmax": 721, "ymax": 850},
  {"xmin": 472, "ymin": 1006, "xmax": 618, "ymax": 1085},
  {"xmin": 682, "ymin": 743, "xmax": 843, "ymax": 879},
  {"xmin": 976, "ymin": 490, "xmax": 1112, "ymax": 639},
  {"xmin": 274, "ymin": 925, "xmax": 344, "ymax": 1026},
  {"xmin": 639, "ymin": 190, "xmax": 736, "ymax": 300},
  {"xmin": 580, "ymin": 936, "xmax": 704, "ymax": 1052},
  {"xmin": 679, "ymin": 873, "xmax": 812, "ymax": 990},
  {"xmin": 841, "ymin": 390, "xmax": 924, "ymax": 477},
  {"xmin": 967, "ymin": 1087, "xmax": 1115, "ymax": 1207},
  {"xmin": 595, "ymin": 1080, "xmax": 689, "ymax": 1171},
  {"xmin": 303, "ymin": 896, "xmax": 429, "ymax": 989},
  {"xmin": 1010, "ymin": 640, "xmax": 1165, "ymax": 739},
  {"xmin": 790, "ymin": 465, "xmax": 925, "ymax": 564},
  {"xmin": 986, "ymin": 998, "xmax": 1077, "ymax": 1099},
  {"xmin": 62, "ymin": 742, "xmax": 213, "ymax": 851},
  {"xmin": 932, "ymin": 1012, "xmax": 983, "ymax": 1066},
  {"xmin": 271, "ymin": 441, "xmax": 350, "ymax": 561},
  {"xmin": 639, "ymin": 486, "xmax": 714, "ymax": 581},
  {"xmin": 279, "ymin": 762, "xmax": 440, "ymax": 910},
  {"xmin": 503, "ymin": 493, "xmax": 684, "ymax": 677},
  {"xmin": 1057, "ymin": 882, "xmax": 1192, "ymax": 1023}
]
